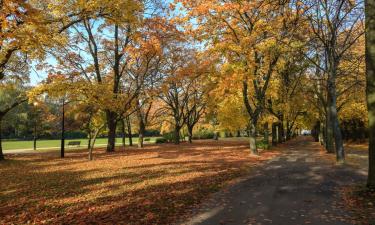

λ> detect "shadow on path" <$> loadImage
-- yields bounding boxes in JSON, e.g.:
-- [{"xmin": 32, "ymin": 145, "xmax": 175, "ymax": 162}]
[{"xmin": 182, "ymin": 137, "xmax": 366, "ymax": 225}]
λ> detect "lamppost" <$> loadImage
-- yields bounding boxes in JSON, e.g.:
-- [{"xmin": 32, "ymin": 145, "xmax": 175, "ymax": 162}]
[
  {"xmin": 33, "ymin": 102, "xmax": 39, "ymax": 151},
  {"xmin": 60, "ymin": 97, "xmax": 65, "ymax": 158}
]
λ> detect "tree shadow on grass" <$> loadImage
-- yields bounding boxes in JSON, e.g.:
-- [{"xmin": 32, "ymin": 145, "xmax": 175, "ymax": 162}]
[{"xmin": 0, "ymin": 140, "xmax": 277, "ymax": 224}]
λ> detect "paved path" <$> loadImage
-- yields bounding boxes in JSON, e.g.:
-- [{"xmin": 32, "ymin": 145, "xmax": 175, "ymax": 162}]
[{"xmin": 182, "ymin": 137, "xmax": 367, "ymax": 225}]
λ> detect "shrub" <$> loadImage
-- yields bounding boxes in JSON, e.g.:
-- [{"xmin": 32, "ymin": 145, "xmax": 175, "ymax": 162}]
[
  {"xmin": 257, "ymin": 140, "xmax": 270, "ymax": 150},
  {"xmin": 192, "ymin": 130, "xmax": 215, "ymax": 140},
  {"xmin": 144, "ymin": 138, "xmax": 150, "ymax": 142},
  {"xmin": 155, "ymin": 137, "xmax": 168, "ymax": 144},
  {"xmin": 162, "ymin": 132, "xmax": 176, "ymax": 142}
]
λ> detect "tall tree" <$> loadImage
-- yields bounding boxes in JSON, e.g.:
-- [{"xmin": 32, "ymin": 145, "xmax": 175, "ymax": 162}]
[
  {"xmin": 365, "ymin": 0, "xmax": 375, "ymax": 188},
  {"xmin": 177, "ymin": 0, "xmax": 304, "ymax": 154},
  {"xmin": 304, "ymin": 0, "xmax": 364, "ymax": 163},
  {"xmin": 0, "ymin": 80, "xmax": 27, "ymax": 160}
]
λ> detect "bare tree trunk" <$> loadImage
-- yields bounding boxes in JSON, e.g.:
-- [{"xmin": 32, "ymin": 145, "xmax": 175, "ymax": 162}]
[
  {"xmin": 126, "ymin": 117, "xmax": 133, "ymax": 146},
  {"xmin": 366, "ymin": 0, "xmax": 375, "ymax": 188},
  {"xmin": 319, "ymin": 121, "xmax": 324, "ymax": 145},
  {"xmin": 280, "ymin": 118, "xmax": 285, "ymax": 142},
  {"xmin": 87, "ymin": 133, "xmax": 92, "ymax": 150},
  {"xmin": 272, "ymin": 123, "xmax": 277, "ymax": 146},
  {"xmin": 174, "ymin": 126, "xmax": 181, "ymax": 144},
  {"xmin": 187, "ymin": 126, "xmax": 193, "ymax": 143},
  {"xmin": 286, "ymin": 120, "xmax": 291, "ymax": 141},
  {"xmin": 0, "ymin": 118, "xmax": 4, "ymax": 160},
  {"xmin": 328, "ymin": 62, "xmax": 345, "ymax": 163},
  {"xmin": 277, "ymin": 122, "xmax": 283, "ymax": 144},
  {"xmin": 89, "ymin": 127, "xmax": 102, "ymax": 161},
  {"xmin": 249, "ymin": 120, "xmax": 259, "ymax": 155},
  {"xmin": 325, "ymin": 111, "xmax": 335, "ymax": 153},
  {"xmin": 138, "ymin": 120, "xmax": 145, "ymax": 148},
  {"xmin": 33, "ymin": 123, "xmax": 37, "ymax": 150},
  {"xmin": 106, "ymin": 111, "xmax": 117, "ymax": 152},
  {"xmin": 121, "ymin": 119, "xmax": 126, "ymax": 148},
  {"xmin": 263, "ymin": 122, "xmax": 269, "ymax": 149}
]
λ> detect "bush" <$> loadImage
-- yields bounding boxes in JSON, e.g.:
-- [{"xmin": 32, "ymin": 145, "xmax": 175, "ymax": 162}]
[
  {"xmin": 192, "ymin": 130, "xmax": 215, "ymax": 140},
  {"xmin": 162, "ymin": 132, "xmax": 176, "ymax": 142},
  {"xmin": 144, "ymin": 138, "xmax": 150, "ymax": 142},
  {"xmin": 257, "ymin": 140, "xmax": 270, "ymax": 150},
  {"xmin": 155, "ymin": 137, "xmax": 168, "ymax": 143}
]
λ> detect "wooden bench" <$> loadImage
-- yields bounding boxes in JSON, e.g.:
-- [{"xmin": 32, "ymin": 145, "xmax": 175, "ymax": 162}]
[{"xmin": 67, "ymin": 141, "xmax": 81, "ymax": 147}]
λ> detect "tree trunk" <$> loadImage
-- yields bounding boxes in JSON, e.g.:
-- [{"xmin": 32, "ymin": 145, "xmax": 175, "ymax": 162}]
[
  {"xmin": 328, "ymin": 61, "xmax": 345, "ymax": 163},
  {"xmin": 0, "ymin": 118, "xmax": 4, "ymax": 160},
  {"xmin": 272, "ymin": 123, "xmax": 277, "ymax": 146},
  {"xmin": 325, "ymin": 111, "xmax": 335, "ymax": 153},
  {"xmin": 286, "ymin": 120, "xmax": 291, "ymax": 141},
  {"xmin": 174, "ymin": 126, "xmax": 180, "ymax": 144},
  {"xmin": 280, "ymin": 118, "xmax": 285, "ymax": 142},
  {"xmin": 277, "ymin": 122, "xmax": 283, "ymax": 144},
  {"xmin": 263, "ymin": 122, "xmax": 269, "ymax": 149},
  {"xmin": 319, "ymin": 121, "xmax": 325, "ymax": 145},
  {"xmin": 33, "ymin": 124, "xmax": 37, "ymax": 150},
  {"xmin": 126, "ymin": 117, "xmax": 133, "ymax": 146},
  {"xmin": 106, "ymin": 111, "xmax": 117, "ymax": 152},
  {"xmin": 138, "ymin": 120, "xmax": 145, "ymax": 148},
  {"xmin": 89, "ymin": 127, "xmax": 102, "ymax": 161},
  {"xmin": 87, "ymin": 133, "xmax": 92, "ymax": 150},
  {"xmin": 187, "ymin": 126, "xmax": 193, "ymax": 143},
  {"xmin": 213, "ymin": 132, "xmax": 219, "ymax": 140},
  {"xmin": 121, "ymin": 119, "xmax": 126, "ymax": 148},
  {"xmin": 249, "ymin": 120, "xmax": 259, "ymax": 155},
  {"xmin": 365, "ymin": 0, "xmax": 375, "ymax": 188}
]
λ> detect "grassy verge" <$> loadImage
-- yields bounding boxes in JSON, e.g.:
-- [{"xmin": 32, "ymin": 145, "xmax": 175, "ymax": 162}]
[
  {"xmin": 2, "ymin": 137, "xmax": 159, "ymax": 151},
  {"xmin": 0, "ymin": 140, "xmax": 280, "ymax": 224}
]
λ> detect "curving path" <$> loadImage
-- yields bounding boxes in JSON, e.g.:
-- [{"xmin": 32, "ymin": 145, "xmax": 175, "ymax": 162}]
[{"xmin": 182, "ymin": 137, "xmax": 367, "ymax": 225}]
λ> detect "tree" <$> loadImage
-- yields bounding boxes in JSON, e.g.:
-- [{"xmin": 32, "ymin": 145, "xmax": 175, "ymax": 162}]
[
  {"xmin": 178, "ymin": 0, "xmax": 304, "ymax": 154},
  {"xmin": 0, "ymin": 79, "xmax": 27, "ymax": 160},
  {"xmin": 48, "ymin": 1, "xmax": 169, "ymax": 152},
  {"xmin": 183, "ymin": 54, "xmax": 214, "ymax": 143},
  {"xmin": 365, "ymin": 0, "xmax": 375, "ymax": 188},
  {"xmin": 303, "ymin": 0, "xmax": 364, "ymax": 163}
]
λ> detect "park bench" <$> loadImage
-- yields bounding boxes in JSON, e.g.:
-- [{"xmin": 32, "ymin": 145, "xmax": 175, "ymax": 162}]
[{"xmin": 67, "ymin": 141, "xmax": 81, "ymax": 147}]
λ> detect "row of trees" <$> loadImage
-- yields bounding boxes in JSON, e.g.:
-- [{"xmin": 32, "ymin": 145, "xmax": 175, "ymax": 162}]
[{"xmin": 0, "ymin": 0, "xmax": 374, "ymax": 188}]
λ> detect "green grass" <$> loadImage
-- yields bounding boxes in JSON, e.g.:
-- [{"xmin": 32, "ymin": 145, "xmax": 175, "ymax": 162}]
[{"xmin": 2, "ymin": 137, "xmax": 158, "ymax": 151}]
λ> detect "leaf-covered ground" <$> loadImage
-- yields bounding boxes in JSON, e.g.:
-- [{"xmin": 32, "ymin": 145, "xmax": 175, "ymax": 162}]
[
  {"xmin": 321, "ymin": 141, "xmax": 375, "ymax": 224},
  {"xmin": 0, "ymin": 140, "xmax": 279, "ymax": 225}
]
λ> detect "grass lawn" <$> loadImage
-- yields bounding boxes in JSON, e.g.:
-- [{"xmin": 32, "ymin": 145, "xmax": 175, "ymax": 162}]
[
  {"xmin": 2, "ymin": 137, "xmax": 159, "ymax": 151},
  {"xmin": 0, "ymin": 140, "xmax": 279, "ymax": 224}
]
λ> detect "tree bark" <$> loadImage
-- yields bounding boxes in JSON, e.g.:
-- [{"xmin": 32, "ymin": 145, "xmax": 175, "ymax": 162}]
[
  {"xmin": 272, "ymin": 123, "xmax": 277, "ymax": 146},
  {"xmin": 319, "ymin": 121, "xmax": 325, "ymax": 145},
  {"xmin": 263, "ymin": 122, "xmax": 269, "ymax": 149},
  {"xmin": 174, "ymin": 126, "xmax": 181, "ymax": 144},
  {"xmin": 187, "ymin": 126, "xmax": 193, "ymax": 143},
  {"xmin": 87, "ymin": 133, "xmax": 92, "ymax": 150},
  {"xmin": 328, "ymin": 60, "xmax": 345, "ymax": 163},
  {"xmin": 249, "ymin": 120, "xmax": 259, "ymax": 155},
  {"xmin": 325, "ymin": 111, "xmax": 335, "ymax": 153},
  {"xmin": 126, "ymin": 117, "xmax": 133, "ymax": 146},
  {"xmin": 121, "ymin": 119, "xmax": 126, "ymax": 148},
  {"xmin": 0, "ymin": 117, "xmax": 4, "ymax": 160},
  {"xmin": 89, "ymin": 126, "xmax": 103, "ymax": 161},
  {"xmin": 277, "ymin": 122, "xmax": 283, "ymax": 144},
  {"xmin": 33, "ymin": 124, "xmax": 37, "ymax": 150},
  {"xmin": 138, "ymin": 120, "xmax": 145, "ymax": 148},
  {"xmin": 106, "ymin": 111, "xmax": 117, "ymax": 152},
  {"xmin": 366, "ymin": 0, "xmax": 375, "ymax": 188},
  {"xmin": 286, "ymin": 120, "xmax": 291, "ymax": 141}
]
